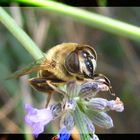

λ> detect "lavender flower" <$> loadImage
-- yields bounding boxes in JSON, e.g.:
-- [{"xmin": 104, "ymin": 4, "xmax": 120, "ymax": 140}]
[
  {"xmin": 24, "ymin": 79, "xmax": 124, "ymax": 140},
  {"xmin": 86, "ymin": 97, "xmax": 124, "ymax": 112},
  {"xmin": 24, "ymin": 104, "xmax": 61, "ymax": 137}
]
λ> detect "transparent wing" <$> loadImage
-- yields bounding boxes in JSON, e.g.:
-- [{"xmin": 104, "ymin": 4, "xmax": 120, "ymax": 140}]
[{"xmin": 7, "ymin": 57, "xmax": 51, "ymax": 79}]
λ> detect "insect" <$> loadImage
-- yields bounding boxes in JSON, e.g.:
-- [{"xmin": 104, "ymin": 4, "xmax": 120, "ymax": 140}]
[
  {"xmin": 9, "ymin": 43, "xmax": 115, "ymax": 104},
  {"xmin": 10, "ymin": 43, "xmax": 98, "ymax": 105}
]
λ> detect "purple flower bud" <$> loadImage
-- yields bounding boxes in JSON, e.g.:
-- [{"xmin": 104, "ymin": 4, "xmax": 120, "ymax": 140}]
[
  {"xmin": 24, "ymin": 104, "xmax": 53, "ymax": 137},
  {"xmin": 87, "ymin": 98, "xmax": 108, "ymax": 111},
  {"xmin": 50, "ymin": 103, "xmax": 62, "ymax": 118},
  {"xmin": 87, "ymin": 97, "xmax": 124, "ymax": 112},
  {"xmin": 87, "ymin": 110, "xmax": 113, "ymax": 129},
  {"xmin": 60, "ymin": 112, "xmax": 74, "ymax": 131},
  {"xmin": 79, "ymin": 81, "xmax": 109, "ymax": 100},
  {"xmin": 79, "ymin": 82, "xmax": 99, "ymax": 99}
]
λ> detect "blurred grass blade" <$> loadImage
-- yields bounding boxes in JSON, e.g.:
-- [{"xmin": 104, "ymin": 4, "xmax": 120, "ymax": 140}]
[
  {"xmin": 0, "ymin": 7, "xmax": 44, "ymax": 60},
  {"xmin": 15, "ymin": 0, "xmax": 140, "ymax": 43}
]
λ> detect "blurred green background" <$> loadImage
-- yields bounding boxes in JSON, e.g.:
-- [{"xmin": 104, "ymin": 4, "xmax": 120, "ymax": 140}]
[{"xmin": 0, "ymin": 7, "xmax": 140, "ymax": 135}]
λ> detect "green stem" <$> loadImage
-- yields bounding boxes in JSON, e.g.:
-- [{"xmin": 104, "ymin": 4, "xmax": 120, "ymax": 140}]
[
  {"xmin": 15, "ymin": 0, "xmax": 140, "ymax": 43},
  {"xmin": 0, "ymin": 7, "xmax": 44, "ymax": 60},
  {"xmin": 74, "ymin": 106, "xmax": 91, "ymax": 140}
]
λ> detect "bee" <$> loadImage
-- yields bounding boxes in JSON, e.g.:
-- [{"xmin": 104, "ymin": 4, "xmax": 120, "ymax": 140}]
[
  {"xmin": 10, "ymin": 43, "xmax": 98, "ymax": 105},
  {"xmin": 10, "ymin": 43, "xmax": 115, "ymax": 106}
]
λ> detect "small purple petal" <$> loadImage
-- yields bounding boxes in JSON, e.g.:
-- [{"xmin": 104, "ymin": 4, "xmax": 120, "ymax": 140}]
[
  {"xmin": 34, "ymin": 134, "xmax": 39, "ymax": 138},
  {"xmin": 24, "ymin": 104, "xmax": 53, "ymax": 136},
  {"xmin": 32, "ymin": 123, "xmax": 44, "ymax": 136},
  {"xmin": 57, "ymin": 128, "xmax": 70, "ymax": 140},
  {"xmin": 25, "ymin": 104, "xmax": 37, "ymax": 115}
]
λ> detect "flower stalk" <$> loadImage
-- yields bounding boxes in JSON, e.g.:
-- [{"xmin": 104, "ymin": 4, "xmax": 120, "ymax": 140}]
[
  {"xmin": 74, "ymin": 106, "xmax": 92, "ymax": 140},
  {"xmin": 0, "ymin": 7, "xmax": 44, "ymax": 60},
  {"xmin": 14, "ymin": 0, "xmax": 140, "ymax": 43}
]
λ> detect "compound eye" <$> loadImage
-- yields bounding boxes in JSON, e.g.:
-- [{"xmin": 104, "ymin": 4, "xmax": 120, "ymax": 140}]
[
  {"xmin": 65, "ymin": 51, "xmax": 80, "ymax": 73},
  {"xmin": 79, "ymin": 49, "xmax": 96, "ymax": 78}
]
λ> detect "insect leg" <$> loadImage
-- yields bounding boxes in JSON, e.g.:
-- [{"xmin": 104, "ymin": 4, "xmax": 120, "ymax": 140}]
[
  {"xmin": 29, "ymin": 77, "xmax": 51, "ymax": 92},
  {"xmin": 29, "ymin": 77, "xmax": 53, "ymax": 107},
  {"xmin": 46, "ymin": 80, "xmax": 65, "ymax": 95},
  {"xmin": 29, "ymin": 78, "xmax": 65, "ymax": 107},
  {"xmin": 45, "ymin": 93, "xmax": 52, "ymax": 108}
]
